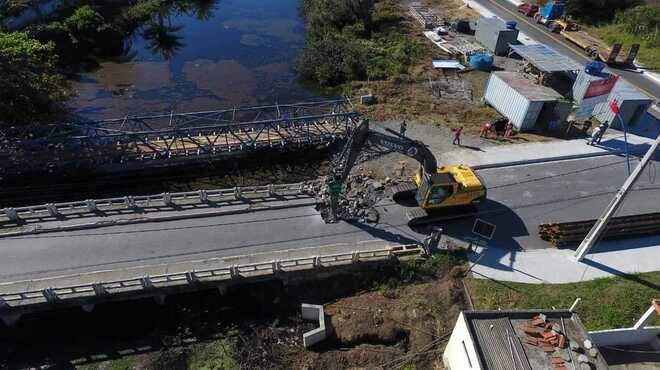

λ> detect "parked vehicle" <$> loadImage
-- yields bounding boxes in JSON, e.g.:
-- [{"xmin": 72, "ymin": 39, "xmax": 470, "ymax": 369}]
[{"xmin": 517, "ymin": 3, "xmax": 538, "ymax": 17}]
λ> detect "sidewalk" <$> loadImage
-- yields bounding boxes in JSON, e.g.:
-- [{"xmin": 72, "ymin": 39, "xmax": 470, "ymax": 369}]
[
  {"xmin": 443, "ymin": 130, "xmax": 657, "ymax": 168},
  {"xmin": 468, "ymin": 239, "xmax": 660, "ymax": 284}
]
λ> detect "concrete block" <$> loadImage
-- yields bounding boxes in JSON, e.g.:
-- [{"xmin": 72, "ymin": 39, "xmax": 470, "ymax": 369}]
[{"xmin": 302, "ymin": 303, "xmax": 326, "ymax": 348}]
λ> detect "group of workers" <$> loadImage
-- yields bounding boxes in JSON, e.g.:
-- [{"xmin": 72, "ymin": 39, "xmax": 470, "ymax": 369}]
[{"xmin": 398, "ymin": 118, "xmax": 608, "ymax": 147}]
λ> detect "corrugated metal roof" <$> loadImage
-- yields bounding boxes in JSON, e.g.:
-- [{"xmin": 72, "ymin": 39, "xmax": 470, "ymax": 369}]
[
  {"xmin": 610, "ymin": 79, "xmax": 652, "ymax": 101},
  {"xmin": 509, "ymin": 44, "xmax": 582, "ymax": 73},
  {"xmin": 492, "ymin": 72, "xmax": 562, "ymax": 101}
]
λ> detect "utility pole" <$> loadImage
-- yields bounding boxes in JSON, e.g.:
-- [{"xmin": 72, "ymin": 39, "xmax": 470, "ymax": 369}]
[{"xmin": 575, "ymin": 133, "xmax": 660, "ymax": 261}]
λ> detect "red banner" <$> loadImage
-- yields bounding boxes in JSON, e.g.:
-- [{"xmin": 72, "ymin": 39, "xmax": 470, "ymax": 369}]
[{"xmin": 584, "ymin": 76, "xmax": 618, "ymax": 98}]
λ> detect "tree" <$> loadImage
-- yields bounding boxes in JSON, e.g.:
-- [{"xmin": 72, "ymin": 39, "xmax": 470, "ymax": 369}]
[
  {"xmin": 64, "ymin": 6, "xmax": 110, "ymax": 52},
  {"xmin": 0, "ymin": 32, "xmax": 67, "ymax": 125}
]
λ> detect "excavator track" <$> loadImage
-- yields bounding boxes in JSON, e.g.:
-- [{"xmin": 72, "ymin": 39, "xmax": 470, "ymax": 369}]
[{"xmin": 389, "ymin": 182, "xmax": 418, "ymax": 200}]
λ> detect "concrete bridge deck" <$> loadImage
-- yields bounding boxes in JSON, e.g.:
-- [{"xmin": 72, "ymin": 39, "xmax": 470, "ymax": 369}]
[{"xmin": 1, "ymin": 154, "xmax": 659, "ymax": 319}]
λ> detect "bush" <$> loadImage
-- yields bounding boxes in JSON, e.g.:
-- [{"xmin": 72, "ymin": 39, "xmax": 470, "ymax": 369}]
[
  {"xmin": 64, "ymin": 6, "xmax": 111, "ymax": 52},
  {"xmin": 298, "ymin": 0, "xmax": 422, "ymax": 87},
  {"xmin": 565, "ymin": 0, "xmax": 643, "ymax": 24},
  {"xmin": 615, "ymin": 5, "xmax": 660, "ymax": 42},
  {"xmin": 298, "ymin": 29, "xmax": 367, "ymax": 85},
  {"xmin": 0, "ymin": 32, "xmax": 67, "ymax": 125}
]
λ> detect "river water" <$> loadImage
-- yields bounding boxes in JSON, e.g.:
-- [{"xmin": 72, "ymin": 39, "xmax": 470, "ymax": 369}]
[{"xmin": 69, "ymin": 0, "xmax": 317, "ymax": 120}]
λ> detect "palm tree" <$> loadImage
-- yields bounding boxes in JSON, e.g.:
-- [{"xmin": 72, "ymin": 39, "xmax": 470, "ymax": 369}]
[{"xmin": 141, "ymin": 4, "xmax": 184, "ymax": 60}]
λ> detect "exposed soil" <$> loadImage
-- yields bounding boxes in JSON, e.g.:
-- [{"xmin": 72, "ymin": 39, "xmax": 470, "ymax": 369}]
[{"xmin": 1, "ymin": 258, "xmax": 469, "ymax": 370}]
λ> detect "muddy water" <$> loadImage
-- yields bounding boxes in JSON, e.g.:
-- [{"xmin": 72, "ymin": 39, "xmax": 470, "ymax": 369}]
[{"xmin": 69, "ymin": 0, "xmax": 317, "ymax": 120}]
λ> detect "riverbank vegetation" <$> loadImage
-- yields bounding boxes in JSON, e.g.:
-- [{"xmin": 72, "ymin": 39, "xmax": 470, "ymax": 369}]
[{"xmin": 298, "ymin": 0, "xmax": 424, "ymax": 87}]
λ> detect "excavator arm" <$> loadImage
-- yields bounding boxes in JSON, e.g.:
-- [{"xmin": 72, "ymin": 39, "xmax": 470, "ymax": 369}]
[
  {"xmin": 331, "ymin": 119, "xmax": 437, "ymax": 187},
  {"xmin": 325, "ymin": 119, "xmax": 439, "ymax": 222}
]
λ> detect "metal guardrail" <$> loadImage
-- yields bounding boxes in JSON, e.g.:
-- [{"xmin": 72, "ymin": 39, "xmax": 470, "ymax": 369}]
[
  {"xmin": 0, "ymin": 244, "xmax": 423, "ymax": 308},
  {"xmin": 1, "ymin": 182, "xmax": 310, "ymax": 223}
]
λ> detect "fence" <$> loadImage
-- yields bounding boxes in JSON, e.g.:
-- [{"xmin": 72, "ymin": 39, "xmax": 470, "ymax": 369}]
[
  {"xmin": 1, "ymin": 182, "xmax": 311, "ymax": 223},
  {"xmin": 0, "ymin": 244, "xmax": 423, "ymax": 309}
]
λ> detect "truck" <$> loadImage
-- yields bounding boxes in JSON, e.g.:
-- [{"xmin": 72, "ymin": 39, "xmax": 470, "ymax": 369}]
[
  {"xmin": 521, "ymin": 2, "xmax": 641, "ymax": 66},
  {"xmin": 532, "ymin": 1, "xmax": 566, "ymax": 30},
  {"xmin": 324, "ymin": 119, "xmax": 486, "ymax": 225}
]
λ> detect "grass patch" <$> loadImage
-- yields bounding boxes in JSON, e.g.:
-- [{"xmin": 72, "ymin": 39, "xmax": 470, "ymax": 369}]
[
  {"xmin": 187, "ymin": 339, "xmax": 240, "ymax": 370},
  {"xmin": 586, "ymin": 23, "xmax": 660, "ymax": 70},
  {"xmin": 470, "ymin": 271, "xmax": 660, "ymax": 330}
]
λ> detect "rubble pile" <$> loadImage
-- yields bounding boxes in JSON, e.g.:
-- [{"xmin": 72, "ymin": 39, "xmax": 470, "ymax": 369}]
[
  {"xmin": 520, "ymin": 313, "xmax": 598, "ymax": 370},
  {"xmin": 316, "ymin": 170, "xmax": 402, "ymax": 224}
]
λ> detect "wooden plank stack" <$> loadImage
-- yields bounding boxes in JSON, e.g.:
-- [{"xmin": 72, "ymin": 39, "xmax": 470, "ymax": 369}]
[{"xmin": 539, "ymin": 212, "xmax": 660, "ymax": 247}]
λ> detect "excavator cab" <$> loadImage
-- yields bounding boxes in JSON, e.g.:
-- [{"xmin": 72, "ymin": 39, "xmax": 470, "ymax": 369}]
[{"xmin": 414, "ymin": 165, "xmax": 486, "ymax": 210}]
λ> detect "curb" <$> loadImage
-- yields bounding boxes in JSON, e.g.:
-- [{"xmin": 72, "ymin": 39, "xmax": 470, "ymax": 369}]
[
  {"xmin": 472, "ymin": 149, "xmax": 624, "ymax": 170},
  {"xmin": 0, "ymin": 199, "xmax": 320, "ymax": 239}
]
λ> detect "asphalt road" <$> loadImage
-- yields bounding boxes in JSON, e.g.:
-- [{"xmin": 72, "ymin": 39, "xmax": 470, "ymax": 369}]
[
  {"xmin": 0, "ymin": 154, "xmax": 658, "ymax": 284},
  {"xmin": 475, "ymin": 0, "xmax": 660, "ymax": 101}
]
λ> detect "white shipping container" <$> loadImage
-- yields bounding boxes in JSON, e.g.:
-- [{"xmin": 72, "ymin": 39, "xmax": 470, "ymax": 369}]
[
  {"xmin": 572, "ymin": 69, "xmax": 608, "ymax": 105},
  {"xmin": 484, "ymin": 72, "xmax": 560, "ymax": 131},
  {"xmin": 592, "ymin": 79, "xmax": 652, "ymax": 128}
]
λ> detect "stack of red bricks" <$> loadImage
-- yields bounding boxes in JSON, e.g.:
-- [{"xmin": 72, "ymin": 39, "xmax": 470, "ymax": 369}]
[{"xmin": 520, "ymin": 314, "xmax": 569, "ymax": 370}]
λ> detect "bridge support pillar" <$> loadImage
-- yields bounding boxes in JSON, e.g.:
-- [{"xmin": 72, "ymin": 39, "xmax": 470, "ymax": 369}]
[
  {"xmin": 351, "ymin": 251, "xmax": 360, "ymax": 263},
  {"xmin": 3, "ymin": 208, "xmax": 19, "ymax": 222},
  {"xmin": 185, "ymin": 271, "xmax": 198, "ymax": 284},
  {"xmin": 42, "ymin": 288, "xmax": 59, "ymax": 303},
  {"xmin": 92, "ymin": 283, "xmax": 107, "ymax": 296},
  {"xmin": 272, "ymin": 260, "xmax": 281, "ymax": 272},
  {"xmin": 46, "ymin": 204, "xmax": 59, "ymax": 217},
  {"xmin": 85, "ymin": 200, "xmax": 97, "ymax": 212},
  {"xmin": 1, "ymin": 313, "xmax": 21, "ymax": 327},
  {"xmin": 140, "ymin": 276, "xmax": 153, "ymax": 289},
  {"xmin": 125, "ymin": 196, "xmax": 136, "ymax": 208},
  {"xmin": 163, "ymin": 193, "xmax": 173, "ymax": 207},
  {"xmin": 82, "ymin": 304, "xmax": 95, "ymax": 313}
]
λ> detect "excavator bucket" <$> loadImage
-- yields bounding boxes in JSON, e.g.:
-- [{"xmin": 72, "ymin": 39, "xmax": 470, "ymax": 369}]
[
  {"xmin": 605, "ymin": 43, "xmax": 622, "ymax": 64},
  {"xmin": 624, "ymin": 44, "xmax": 640, "ymax": 65}
]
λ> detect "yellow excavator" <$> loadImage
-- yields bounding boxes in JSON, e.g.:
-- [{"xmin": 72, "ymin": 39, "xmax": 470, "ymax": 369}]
[{"xmin": 327, "ymin": 119, "xmax": 486, "ymax": 225}]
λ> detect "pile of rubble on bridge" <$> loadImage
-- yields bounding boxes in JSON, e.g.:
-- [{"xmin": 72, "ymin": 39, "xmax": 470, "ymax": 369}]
[{"xmin": 316, "ymin": 170, "xmax": 403, "ymax": 224}]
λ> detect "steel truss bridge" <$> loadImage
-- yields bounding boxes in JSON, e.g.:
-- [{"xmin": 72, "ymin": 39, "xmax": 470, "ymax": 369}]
[{"xmin": 0, "ymin": 99, "xmax": 359, "ymax": 175}]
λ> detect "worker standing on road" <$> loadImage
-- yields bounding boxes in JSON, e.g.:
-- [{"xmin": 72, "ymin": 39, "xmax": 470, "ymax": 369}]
[
  {"xmin": 399, "ymin": 120, "xmax": 407, "ymax": 136},
  {"xmin": 504, "ymin": 121, "xmax": 514, "ymax": 138},
  {"xmin": 480, "ymin": 121, "xmax": 491, "ymax": 138},
  {"xmin": 582, "ymin": 120, "xmax": 593, "ymax": 135},
  {"xmin": 597, "ymin": 122, "xmax": 609, "ymax": 144},
  {"xmin": 452, "ymin": 126, "xmax": 463, "ymax": 146},
  {"xmin": 588, "ymin": 122, "xmax": 609, "ymax": 145}
]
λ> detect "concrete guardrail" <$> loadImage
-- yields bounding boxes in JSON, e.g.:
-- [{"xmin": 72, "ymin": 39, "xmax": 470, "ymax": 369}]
[
  {"xmin": 0, "ymin": 244, "xmax": 423, "ymax": 311},
  {"xmin": 1, "ymin": 182, "xmax": 311, "ymax": 223}
]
